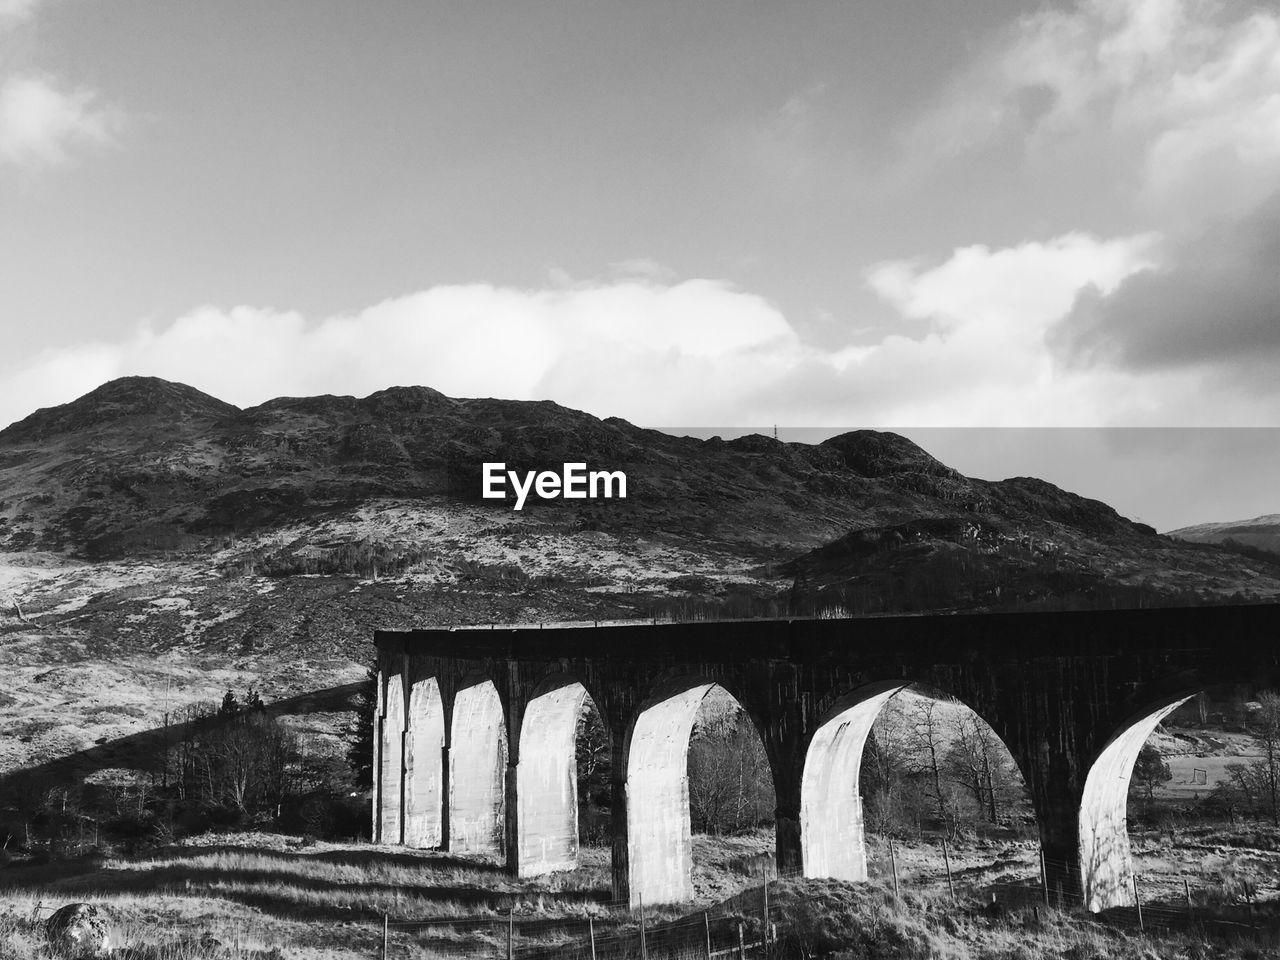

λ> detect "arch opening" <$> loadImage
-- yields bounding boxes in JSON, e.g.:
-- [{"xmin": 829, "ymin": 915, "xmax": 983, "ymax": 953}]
[
  {"xmin": 378, "ymin": 673, "xmax": 406, "ymax": 844},
  {"xmin": 803, "ymin": 684, "xmax": 1035, "ymax": 898},
  {"xmin": 687, "ymin": 688, "xmax": 774, "ymax": 838},
  {"xmin": 1080, "ymin": 695, "xmax": 1193, "ymax": 912},
  {"xmin": 450, "ymin": 679, "xmax": 508, "ymax": 855},
  {"xmin": 517, "ymin": 679, "xmax": 600, "ymax": 876},
  {"xmin": 626, "ymin": 681, "xmax": 774, "ymax": 908},
  {"xmin": 405, "ymin": 677, "xmax": 445, "ymax": 849}
]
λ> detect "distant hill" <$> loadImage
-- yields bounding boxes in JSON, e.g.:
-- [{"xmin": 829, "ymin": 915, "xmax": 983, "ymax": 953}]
[{"xmin": 1166, "ymin": 515, "xmax": 1280, "ymax": 555}]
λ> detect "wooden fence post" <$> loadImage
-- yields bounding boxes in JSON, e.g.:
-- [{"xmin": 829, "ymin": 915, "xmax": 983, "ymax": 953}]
[
  {"xmin": 1132, "ymin": 876, "xmax": 1144, "ymax": 933},
  {"xmin": 941, "ymin": 836, "xmax": 955, "ymax": 904},
  {"xmin": 639, "ymin": 892, "xmax": 647, "ymax": 960},
  {"xmin": 589, "ymin": 916, "xmax": 597, "ymax": 960},
  {"xmin": 703, "ymin": 911, "xmax": 712, "ymax": 959},
  {"xmin": 889, "ymin": 839, "xmax": 900, "ymax": 899},
  {"xmin": 381, "ymin": 914, "xmax": 388, "ymax": 960},
  {"xmin": 736, "ymin": 921, "xmax": 745, "ymax": 960},
  {"xmin": 1039, "ymin": 849, "xmax": 1050, "ymax": 908}
]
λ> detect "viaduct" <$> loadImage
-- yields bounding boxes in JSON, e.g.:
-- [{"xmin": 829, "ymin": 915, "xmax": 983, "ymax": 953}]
[{"xmin": 371, "ymin": 604, "xmax": 1280, "ymax": 912}]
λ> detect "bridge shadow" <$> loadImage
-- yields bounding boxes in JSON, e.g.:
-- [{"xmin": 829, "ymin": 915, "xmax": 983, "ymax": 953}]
[
  {"xmin": 0, "ymin": 843, "xmax": 611, "ymax": 925},
  {"xmin": 0, "ymin": 681, "xmax": 366, "ymax": 789}
]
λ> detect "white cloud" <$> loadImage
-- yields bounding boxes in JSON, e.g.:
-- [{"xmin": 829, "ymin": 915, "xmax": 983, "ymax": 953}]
[
  {"xmin": 0, "ymin": 74, "xmax": 119, "ymax": 168},
  {"xmin": 916, "ymin": 0, "xmax": 1280, "ymax": 223},
  {"xmin": 816, "ymin": 232, "xmax": 1213, "ymax": 426},
  {"xmin": 6, "ymin": 251, "xmax": 1277, "ymax": 432},
  {"xmin": 866, "ymin": 233, "xmax": 1160, "ymax": 338},
  {"xmin": 0, "ymin": 280, "xmax": 802, "ymax": 428}
]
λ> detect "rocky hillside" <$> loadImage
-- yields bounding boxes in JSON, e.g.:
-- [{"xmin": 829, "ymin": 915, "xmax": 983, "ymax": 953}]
[
  {"xmin": 1, "ymin": 377, "xmax": 1277, "ymax": 782},
  {"xmin": 0, "ymin": 376, "xmax": 1163, "ymax": 563}
]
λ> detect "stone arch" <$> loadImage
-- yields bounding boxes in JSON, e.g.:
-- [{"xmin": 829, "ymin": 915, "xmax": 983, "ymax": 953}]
[
  {"xmin": 516, "ymin": 673, "xmax": 606, "ymax": 876},
  {"xmin": 404, "ymin": 676, "xmax": 446, "ymax": 849},
  {"xmin": 1080, "ymin": 691, "xmax": 1195, "ymax": 912},
  {"xmin": 378, "ymin": 671, "xmax": 407, "ymax": 844},
  {"xmin": 800, "ymin": 681, "xmax": 907, "ymax": 881},
  {"xmin": 624, "ymin": 675, "xmax": 772, "ymax": 908},
  {"xmin": 449, "ymin": 676, "xmax": 508, "ymax": 855},
  {"xmin": 800, "ymin": 680, "xmax": 1034, "ymax": 883}
]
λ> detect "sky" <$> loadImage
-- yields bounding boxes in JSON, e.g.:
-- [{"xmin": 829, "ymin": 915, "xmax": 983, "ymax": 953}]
[{"xmin": 1, "ymin": 0, "xmax": 1278, "ymax": 530}]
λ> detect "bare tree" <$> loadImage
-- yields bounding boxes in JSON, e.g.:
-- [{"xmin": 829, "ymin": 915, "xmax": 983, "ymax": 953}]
[
  {"xmin": 575, "ymin": 700, "xmax": 612, "ymax": 843},
  {"xmin": 903, "ymin": 696, "xmax": 956, "ymax": 837},
  {"xmin": 943, "ymin": 712, "xmax": 1026, "ymax": 825},
  {"xmin": 863, "ymin": 701, "xmax": 919, "ymax": 834},
  {"xmin": 687, "ymin": 705, "xmax": 773, "ymax": 835},
  {"xmin": 1255, "ymin": 691, "xmax": 1280, "ymax": 825},
  {"xmin": 170, "ymin": 688, "xmax": 301, "ymax": 822}
]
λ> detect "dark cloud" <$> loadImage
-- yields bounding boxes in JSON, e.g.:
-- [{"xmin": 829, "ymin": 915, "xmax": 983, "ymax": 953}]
[{"xmin": 1052, "ymin": 192, "xmax": 1280, "ymax": 371}]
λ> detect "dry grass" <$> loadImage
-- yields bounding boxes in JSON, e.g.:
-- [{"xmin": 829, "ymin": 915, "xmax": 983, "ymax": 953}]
[
  {"xmin": 4, "ymin": 831, "xmax": 1279, "ymax": 958},
  {"xmin": 0, "ymin": 834, "xmax": 666, "ymax": 959},
  {"xmin": 769, "ymin": 878, "xmax": 1280, "ymax": 960}
]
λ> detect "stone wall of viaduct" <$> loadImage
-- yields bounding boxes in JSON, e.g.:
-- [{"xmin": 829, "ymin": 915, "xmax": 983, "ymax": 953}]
[{"xmin": 371, "ymin": 604, "xmax": 1280, "ymax": 911}]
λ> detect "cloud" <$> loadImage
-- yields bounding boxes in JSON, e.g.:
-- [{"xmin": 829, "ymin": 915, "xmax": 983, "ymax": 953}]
[
  {"xmin": 0, "ymin": 3, "xmax": 124, "ymax": 171},
  {"xmin": 9, "ymin": 242, "xmax": 1277, "ymax": 431},
  {"xmin": 1054, "ymin": 191, "xmax": 1280, "ymax": 373},
  {"xmin": 866, "ymin": 233, "xmax": 1160, "ymax": 338},
  {"xmin": 915, "ymin": 0, "xmax": 1280, "ymax": 222},
  {"xmin": 884, "ymin": 0, "xmax": 1280, "ymax": 418},
  {"xmin": 607, "ymin": 259, "xmax": 679, "ymax": 284},
  {"xmin": 0, "ymin": 0, "xmax": 41, "ymax": 27},
  {"xmin": 0, "ymin": 280, "xmax": 803, "ymax": 428},
  {"xmin": 0, "ymin": 74, "xmax": 119, "ymax": 168},
  {"xmin": 733, "ymin": 80, "xmax": 830, "ymax": 196},
  {"xmin": 794, "ymin": 231, "xmax": 1208, "ymax": 427}
]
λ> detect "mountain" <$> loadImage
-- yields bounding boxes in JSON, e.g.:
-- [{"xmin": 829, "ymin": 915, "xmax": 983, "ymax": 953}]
[
  {"xmin": 2, "ymin": 377, "xmax": 1278, "ymax": 781},
  {"xmin": 1166, "ymin": 515, "xmax": 1280, "ymax": 554},
  {"xmin": 1, "ymin": 376, "xmax": 240, "ymax": 444}
]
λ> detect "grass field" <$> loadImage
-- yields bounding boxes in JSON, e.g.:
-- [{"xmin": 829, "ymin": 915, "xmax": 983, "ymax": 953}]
[
  {"xmin": 2, "ymin": 827, "xmax": 1279, "ymax": 958},
  {"xmin": 0, "ymin": 832, "xmax": 778, "ymax": 959}
]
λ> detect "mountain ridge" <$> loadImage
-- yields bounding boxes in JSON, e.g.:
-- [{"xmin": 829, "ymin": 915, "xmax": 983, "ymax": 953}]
[{"xmin": 0, "ymin": 376, "xmax": 1158, "ymax": 560}]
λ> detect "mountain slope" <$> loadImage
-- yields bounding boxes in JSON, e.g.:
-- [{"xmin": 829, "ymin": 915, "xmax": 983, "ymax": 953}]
[{"xmin": 1167, "ymin": 515, "xmax": 1280, "ymax": 554}]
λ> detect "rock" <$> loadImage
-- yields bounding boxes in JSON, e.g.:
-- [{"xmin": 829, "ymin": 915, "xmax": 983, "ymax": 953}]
[{"xmin": 45, "ymin": 903, "xmax": 112, "ymax": 959}]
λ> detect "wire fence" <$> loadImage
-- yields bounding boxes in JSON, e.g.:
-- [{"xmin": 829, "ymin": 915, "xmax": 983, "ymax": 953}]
[
  {"xmin": 374, "ymin": 842, "xmax": 1276, "ymax": 959},
  {"xmin": 379, "ymin": 880, "xmax": 784, "ymax": 960}
]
